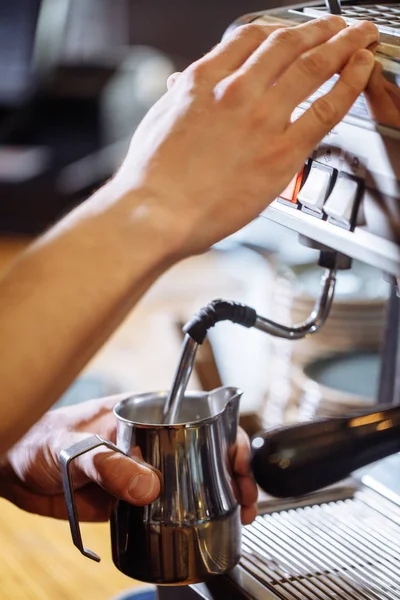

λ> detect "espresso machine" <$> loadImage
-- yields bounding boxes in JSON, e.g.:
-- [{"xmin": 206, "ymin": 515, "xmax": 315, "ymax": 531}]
[{"xmin": 156, "ymin": 3, "xmax": 400, "ymax": 599}]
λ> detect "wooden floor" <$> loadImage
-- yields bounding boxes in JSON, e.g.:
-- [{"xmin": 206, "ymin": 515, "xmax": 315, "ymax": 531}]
[{"xmin": 0, "ymin": 498, "xmax": 145, "ymax": 600}]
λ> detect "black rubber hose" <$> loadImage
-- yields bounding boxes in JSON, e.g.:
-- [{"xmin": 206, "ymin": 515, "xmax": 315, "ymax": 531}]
[{"xmin": 183, "ymin": 299, "xmax": 257, "ymax": 344}]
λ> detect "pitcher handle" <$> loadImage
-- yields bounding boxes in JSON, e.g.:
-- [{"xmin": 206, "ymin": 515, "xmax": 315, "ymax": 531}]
[{"xmin": 59, "ymin": 434, "xmax": 124, "ymax": 562}]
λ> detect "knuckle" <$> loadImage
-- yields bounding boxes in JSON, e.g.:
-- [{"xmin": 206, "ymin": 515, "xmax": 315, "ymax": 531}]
[
  {"xmin": 271, "ymin": 27, "xmax": 302, "ymax": 47},
  {"xmin": 220, "ymin": 75, "xmax": 247, "ymax": 105},
  {"xmin": 315, "ymin": 15, "xmax": 346, "ymax": 34},
  {"xmin": 340, "ymin": 75, "xmax": 362, "ymax": 96},
  {"xmin": 344, "ymin": 20, "xmax": 378, "ymax": 46},
  {"xmin": 299, "ymin": 51, "xmax": 330, "ymax": 78},
  {"xmin": 92, "ymin": 450, "xmax": 120, "ymax": 487},
  {"xmin": 236, "ymin": 23, "xmax": 269, "ymax": 44},
  {"xmin": 311, "ymin": 96, "xmax": 339, "ymax": 127},
  {"xmin": 185, "ymin": 61, "xmax": 210, "ymax": 86}
]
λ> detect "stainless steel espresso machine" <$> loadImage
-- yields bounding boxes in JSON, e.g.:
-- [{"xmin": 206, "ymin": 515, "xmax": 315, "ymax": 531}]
[{"xmin": 157, "ymin": 3, "xmax": 400, "ymax": 599}]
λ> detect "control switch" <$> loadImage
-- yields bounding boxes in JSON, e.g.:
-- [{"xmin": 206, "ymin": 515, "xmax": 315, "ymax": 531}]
[
  {"xmin": 278, "ymin": 165, "xmax": 306, "ymax": 207},
  {"xmin": 297, "ymin": 163, "xmax": 333, "ymax": 218},
  {"xmin": 323, "ymin": 174, "xmax": 360, "ymax": 230}
]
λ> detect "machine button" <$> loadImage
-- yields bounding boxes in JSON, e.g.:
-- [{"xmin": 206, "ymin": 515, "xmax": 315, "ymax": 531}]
[
  {"xmin": 323, "ymin": 174, "xmax": 361, "ymax": 230},
  {"xmin": 278, "ymin": 165, "xmax": 306, "ymax": 207},
  {"xmin": 297, "ymin": 162, "xmax": 334, "ymax": 218}
]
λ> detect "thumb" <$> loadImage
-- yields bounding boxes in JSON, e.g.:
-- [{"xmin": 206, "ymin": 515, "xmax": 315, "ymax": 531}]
[{"xmin": 66, "ymin": 434, "xmax": 161, "ymax": 506}]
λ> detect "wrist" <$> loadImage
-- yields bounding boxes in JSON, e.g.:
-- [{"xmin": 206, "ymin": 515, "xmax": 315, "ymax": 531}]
[
  {"xmin": 50, "ymin": 180, "xmax": 183, "ymax": 267},
  {"xmin": 100, "ymin": 177, "xmax": 192, "ymax": 263}
]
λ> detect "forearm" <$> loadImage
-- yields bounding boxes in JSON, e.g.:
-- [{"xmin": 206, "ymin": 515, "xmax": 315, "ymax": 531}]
[{"xmin": 0, "ymin": 181, "xmax": 182, "ymax": 454}]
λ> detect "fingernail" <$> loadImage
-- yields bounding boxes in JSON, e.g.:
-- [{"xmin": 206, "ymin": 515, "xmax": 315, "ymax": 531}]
[{"xmin": 128, "ymin": 472, "xmax": 156, "ymax": 501}]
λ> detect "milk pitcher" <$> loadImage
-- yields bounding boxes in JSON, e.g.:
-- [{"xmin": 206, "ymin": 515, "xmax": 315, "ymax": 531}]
[{"xmin": 60, "ymin": 386, "xmax": 242, "ymax": 586}]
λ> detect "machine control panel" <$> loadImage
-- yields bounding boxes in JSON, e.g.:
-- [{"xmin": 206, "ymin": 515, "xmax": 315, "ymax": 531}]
[
  {"xmin": 226, "ymin": 4, "xmax": 400, "ymax": 277},
  {"xmin": 265, "ymin": 106, "xmax": 400, "ymax": 276},
  {"xmin": 296, "ymin": 162, "xmax": 335, "ymax": 219},
  {"xmin": 323, "ymin": 174, "xmax": 361, "ymax": 229},
  {"xmin": 279, "ymin": 162, "xmax": 362, "ymax": 230}
]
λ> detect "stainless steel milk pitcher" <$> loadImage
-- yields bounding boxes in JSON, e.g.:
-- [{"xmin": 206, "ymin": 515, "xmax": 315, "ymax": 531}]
[
  {"xmin": 60, "ymin": 386, "xmax": 243, "ymax": 585},
  {"xmin": 60, "ymin": 292, "xmax": 339, "ymax": 585}
]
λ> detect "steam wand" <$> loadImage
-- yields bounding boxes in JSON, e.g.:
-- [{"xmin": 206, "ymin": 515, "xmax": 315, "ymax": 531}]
[
  {"xmin": 162, "ymin": 267, "xmax": 336, "ymax": 423},
  {"xmin": 162, "ymin": 264, "xmax": 400, "ymax": 498}
]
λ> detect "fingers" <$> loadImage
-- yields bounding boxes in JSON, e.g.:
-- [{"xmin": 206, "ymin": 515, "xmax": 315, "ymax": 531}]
[
  {"xmin": 233, "ymin": 427, "xmax": 258, "ymax": 525},
  {"xmin": 237, "ymin": 16, "xmax": 346, "ymax": 92},
  {"xmin": 182, "ymin": 24, "xmax": 279, "ymax": 86},
  {"xmin": 241, "ymin": 504, "xmax": 258, "ymax": 526},
  {"xmin": 365, "ymin": 61, "xmax": 397, "ymax": 124},
  {"xmin": 365, "ymin": 61, "xmax": 400, "ymax": 127},
  {"xmin": 70, "ymin": 435, "xmax": 161, "ymax": 506},
  {"xmin": 202, "ymin": 23, "xmax": 280, "ymax": 70},
  {"xmin": 50, "ymin": 397, "xmax": 159, "ymax": 508},
  {"xmin": 233, "ymin": 427, "xmax": 252, "ymax": 476},
  {"xmin": 236, "ymin": 472, "xmax": 258, "ymax": 525},
  {"xmin": 236, "ymin": 471, "xmax": 258, "ymax": 503},
  {"xmin": 270, "ymin": 20, "xmax": 378, "ymax": 120},
  {"xmin": 286, "ymin": 49, "xmax": 375, "ymax": 158},
  {"xmin": 8, "ymin": 480, "xmax": 113, "ymax": 521},
  {"xmin": 51, "ymin": 393, "xmax": 130, "ymax": 425},
  {"xmin": 61, "ymin": 483, "xmax": 112, "ymax": 521},
  {"xmin": 49, "ymin": 394, "xmax": 134, "ymax": 444},
  {"xmin": 385, "ymin": 81, "xmax": 400, "ymax": 111},
  {"xmin": 169, "ymin": 18, "xmax": 346, "ymax": 95}
]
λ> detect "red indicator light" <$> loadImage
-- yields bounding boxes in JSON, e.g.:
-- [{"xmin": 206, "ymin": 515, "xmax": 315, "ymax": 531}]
[{"xmin": 279, "ymin": 166, "xmax": 305, "ymax": 204}]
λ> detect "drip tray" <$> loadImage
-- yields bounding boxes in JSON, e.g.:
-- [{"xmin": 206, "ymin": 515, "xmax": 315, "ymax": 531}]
[{"xmin": 241, "ymin": 488, "xmax": 400, "ymax": 599}]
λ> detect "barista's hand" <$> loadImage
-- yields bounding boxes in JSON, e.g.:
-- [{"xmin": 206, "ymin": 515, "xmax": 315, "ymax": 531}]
[
  {"xmin": 0, "ymin": 396, "xmax": 258, "ymax": 525},
  {"xmin": 365, "ymin": 60, "xmax": 400, "ymax": 127},
  {"xmin": 112, "ymin": 16, "xmax": 378, "ymax": 257}
]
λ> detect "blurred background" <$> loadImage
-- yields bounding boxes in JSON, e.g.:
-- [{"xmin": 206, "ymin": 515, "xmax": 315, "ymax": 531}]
[
  {"xmin": 0, "ymin": 2, "xmax": 390, "ymax": 599},
  {"xmin": 1, "ymin": 0, "xmax": 279, "ymax": 234}
]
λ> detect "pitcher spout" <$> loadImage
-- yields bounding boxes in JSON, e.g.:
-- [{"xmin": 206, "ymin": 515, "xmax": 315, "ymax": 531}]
[{"xmin": 206, "ymin": 386, "xmax": 242, "ymax": 419}]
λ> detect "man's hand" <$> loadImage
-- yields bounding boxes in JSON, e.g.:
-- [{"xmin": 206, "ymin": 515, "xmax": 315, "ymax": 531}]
[
  {"xmin": 365, "ymin": 60, "xmax": 400, "ymax": 127},
  {"xmin": 0, "ymin": 16, "xmax": 379, "ymax": 457},
  {"xmin": 113, "ymin": 16, "xmax": 378, "ymax": 257},
  {"xmin": 0, "ymin": 397, "xmax": 258, "ymax": 525}
]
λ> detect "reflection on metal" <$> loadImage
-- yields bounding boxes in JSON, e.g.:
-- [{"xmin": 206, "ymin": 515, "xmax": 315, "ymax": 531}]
[
  {"xmin": 241, "ymin": 488, "xmax": 400, "ymax": 600},
  {"xmin": 163, "ymin": 335, "xmax": 198, "ymax": 424},
  {"xmin": 61, "ymin": 388, "xmax": 243, "ymax": 585}
]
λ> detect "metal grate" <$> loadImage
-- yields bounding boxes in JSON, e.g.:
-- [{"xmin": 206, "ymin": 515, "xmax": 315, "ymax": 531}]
[
  {"xmin": 241, "ymin": 488, "xmax": 400, "ymax": 599},
  {"xmin": 303, "ymin": 4, "xmax": 400, "ymax": 35}
]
